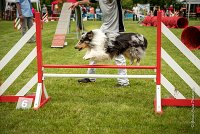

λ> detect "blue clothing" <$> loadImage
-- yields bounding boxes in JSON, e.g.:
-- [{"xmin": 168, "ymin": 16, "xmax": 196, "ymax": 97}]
[{"xmin": 16, "ymin": 0, "xmax": 33, "ymax": 17}]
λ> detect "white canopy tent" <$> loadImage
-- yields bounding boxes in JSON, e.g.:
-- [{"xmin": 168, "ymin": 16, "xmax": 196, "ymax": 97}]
[{"xmin": 5, "ymin": 0, "xmax": 41, "ymax": 11}]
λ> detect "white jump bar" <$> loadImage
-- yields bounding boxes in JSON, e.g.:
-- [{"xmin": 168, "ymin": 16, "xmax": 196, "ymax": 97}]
[{"xmin": 44, "ymin": 74, "xmax": 156, "ymax": 79}]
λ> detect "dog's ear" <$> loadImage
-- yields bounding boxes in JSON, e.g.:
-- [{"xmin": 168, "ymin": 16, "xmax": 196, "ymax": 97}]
[{"xmin": 86, "ymin": 31, "xmax": 94, "ymax": 40}]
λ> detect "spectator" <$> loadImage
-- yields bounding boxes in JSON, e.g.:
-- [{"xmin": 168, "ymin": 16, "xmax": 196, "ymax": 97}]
[
  {"xmin": 90, "ymin": 6, "xmax": 95, "ymax": 14},
  {"xmin": 95, "ymin": 6, "xmax": 101, "ymax": 14},
  {"xmin": 179, "ymin": 5, "xmax": 186, "ymax": 17},
  {"xmin": 32, "ymin": 7, "xmax": 35, "ymax": 18},
  {"xmin": 169, "ymin": 10, "xmax": 174, "ymax": 17},
  {"xmin": 132, "ymin": 4, "xmax": 138, "ymax": 21},
  {"xmin": 86, "ymin": 5, "xmax": 90, "ymax": 12},
  {"xmin": 196, "ymin": 5, "xmax": 200, "ymax": 18},
  {"xmin": 5, "ymin": 3, "xmax": 11, "ymax": 20},
  {"xmin": 168, "ymin": 5, "xmax": 174, "ymax": 14},
  {"xmin": 174, "ymin": 10, "xmax": 179, "ymax": 17},
  {"xmin": 81, "ymin": 5, "xmax": 87, "ymax": 18},
  {"xmin": 16, "ymin": 0, "xmax": 35, "ymax": 43},
  {"xmin": 165, "ymin": 10, "xmax": 169, "ymax": 17},
  {"xmin": 153, "ymin": 6, "xmax": 158, "ymax": 16},
  {"xmin": 163, "ymin": 5, "xmax": 167, "ymax": 15},
  {"xmin": 95, "ymin": 6, "xmax": 101, "ymax": 20},
  {"xmin": 42, "ymin": 4, "xmax": 48, "ymax": 16},
  {"xmin": 147, "ymin": 10, "xmax": 153, "ymax": 16},
  {"xmin": 88, "ymin": 6, "xmax": 95, "ymax": 20}
]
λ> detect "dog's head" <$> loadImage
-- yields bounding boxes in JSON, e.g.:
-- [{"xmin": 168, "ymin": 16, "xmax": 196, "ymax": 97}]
[{"xmin": 74, "ymin": 31, "xmax": 94, "ymax": 51}]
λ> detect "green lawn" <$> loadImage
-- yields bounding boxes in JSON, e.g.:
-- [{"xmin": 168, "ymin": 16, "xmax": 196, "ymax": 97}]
[{"xmin": 0, "ymin": 19, "xmax": 200, "ymax": 134}]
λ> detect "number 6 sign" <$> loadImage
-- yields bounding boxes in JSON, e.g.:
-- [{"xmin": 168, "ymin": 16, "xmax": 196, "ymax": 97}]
[{"xmin": 16, "ymin": 97, "xmax": 33, "ymax": 109}]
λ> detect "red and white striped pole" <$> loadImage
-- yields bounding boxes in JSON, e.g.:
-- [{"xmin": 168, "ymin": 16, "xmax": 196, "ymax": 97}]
[
  {"xmin": 35, "ymin": 12, "xmax": 43, "ymax": 84},
  {"xmin": 34, "ymin": 12, "xmax": 45, "ymax": 109},
  {"xmin": 155, "ymin": 11, "xmax": 162, "ymax": 114}
]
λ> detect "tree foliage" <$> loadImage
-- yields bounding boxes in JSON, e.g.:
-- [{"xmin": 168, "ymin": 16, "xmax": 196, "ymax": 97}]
[
  {"xmin": 122, "ymin": 0, "xmax": 133, "ymax": 10},
  {"xmin": 42, "ymin": 0, "xmax": 54, "ymax": 5},
  {"xmin": 41, "ymin": 0, "xmax": 178, "ymax": 9}
]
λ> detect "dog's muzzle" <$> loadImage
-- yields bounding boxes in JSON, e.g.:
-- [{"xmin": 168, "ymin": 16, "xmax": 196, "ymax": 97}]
[{"xmin": 74, "ymin": 46, "xmax": 82, "ymax": 51}]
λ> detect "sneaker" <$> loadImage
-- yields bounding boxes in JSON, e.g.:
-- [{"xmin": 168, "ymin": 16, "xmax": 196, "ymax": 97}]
[
  {"xmin": 78, "ymin": 78, "xmax": 95, "ymax": 83},
  {"xmin": 114, "ymin": 84, "xmax": 130, "ymax": 88}
]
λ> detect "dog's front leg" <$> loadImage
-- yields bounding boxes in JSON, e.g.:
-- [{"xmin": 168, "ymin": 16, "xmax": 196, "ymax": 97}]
[
  {"xmin": 83, "ymin": 49, "xmax": 98, "ymax": 60},
  {"xmin": 83, "ymin": 50, "xmax": 92, "ymax": 60},
  {"xmin": 83, "ymin": 54, "xmax": 92, "ymax": 60}
]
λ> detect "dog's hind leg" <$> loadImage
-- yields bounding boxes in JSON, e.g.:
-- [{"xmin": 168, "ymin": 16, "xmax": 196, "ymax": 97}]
[
  {"xmin": 136, "ymin": 58, "xmax": 141, "ymax": 66},
  {"xmin": 130, "ymin": 57, "xmax": 134, "ymax": 65}
]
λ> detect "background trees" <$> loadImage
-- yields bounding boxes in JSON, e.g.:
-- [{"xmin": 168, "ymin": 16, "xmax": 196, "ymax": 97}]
[{"xmin": 41, "ymin": 0, "xmax": 178, "ymax": 10}]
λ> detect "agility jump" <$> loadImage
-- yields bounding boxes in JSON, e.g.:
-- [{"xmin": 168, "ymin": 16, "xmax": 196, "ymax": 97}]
[{"xmin": 0, "ymin": 12, "xmax": 199, "ymax": 113}]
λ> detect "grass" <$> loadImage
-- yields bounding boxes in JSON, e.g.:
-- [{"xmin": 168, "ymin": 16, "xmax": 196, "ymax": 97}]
[{"xmin": 0, "ymin": 19, "xmax": 200, "ymax": 134}]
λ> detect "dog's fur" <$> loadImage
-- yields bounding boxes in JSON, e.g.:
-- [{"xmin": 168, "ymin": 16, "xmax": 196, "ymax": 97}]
[{"xmin": 74, "ymin": 29, "xmax": 147, "ymax": 65}]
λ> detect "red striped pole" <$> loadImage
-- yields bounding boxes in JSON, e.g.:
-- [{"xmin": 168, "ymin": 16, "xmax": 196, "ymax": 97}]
[
  {"xmin": 43, "ymin": 64, "xmax": 157, "ymax": 69},
  {"xmin": 156, "ymin": 11, "xmax": 161, "ymax": 85},
  {"xmin": 155, "ymin": 11, "xmax": 162, "ymax": 114},
  {"xmin": 35, "ymin": 12, "xmax": 43, "ymax": 83},
  {"xmin": 34, "ymin": 12, "xmax": 51, "ymax": 110}
]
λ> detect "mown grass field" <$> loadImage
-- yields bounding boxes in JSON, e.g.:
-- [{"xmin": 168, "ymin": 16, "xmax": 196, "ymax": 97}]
[{"xmin": 0, "ymin": 19, "xmax": 200, "ymax": 134}]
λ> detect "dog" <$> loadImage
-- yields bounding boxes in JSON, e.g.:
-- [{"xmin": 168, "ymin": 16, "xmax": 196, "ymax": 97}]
[{"xmin": 74, "ymin": 29, "xmax": 147, "ymax": 65}]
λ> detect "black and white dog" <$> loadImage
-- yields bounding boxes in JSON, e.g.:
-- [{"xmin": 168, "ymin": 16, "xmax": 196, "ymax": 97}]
[{"xmin": 74, "ymin": 29, "xmax": 147, "ymax": 65}]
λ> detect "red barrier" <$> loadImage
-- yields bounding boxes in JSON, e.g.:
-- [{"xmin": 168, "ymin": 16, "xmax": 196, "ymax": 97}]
[
  {"xmin": 173, "ymin": 17, "xmax": 188, "ymax": 28},
  {"xmin": 152, "ymin": 17, "xmax": 157, "ymax": 26},
  {"xmin": 141, "ymin": 16, "xmax": 151, "ymax": 26},
  {"xmin": 142, "ymin": 16, "xmax": 188, "ymax": 28},
  {"xmin": 181, "ymin": 26, "xmax": 200, "ymax": 50}
]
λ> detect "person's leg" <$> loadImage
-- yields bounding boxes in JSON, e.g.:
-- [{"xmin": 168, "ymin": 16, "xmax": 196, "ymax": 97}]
[
  {"xmin": 87, "ymin": 60, "xmax": 96, "ymax": 82},
  {"xmin": 78, "ymin": 60, "xmax": 96, "ymax": 83},
  {"xmin": 115, "ymin": 55, "xmax": 129, "ymax": 86},
  {"xmin": 105, "ymin": 33, "xmax": 129, "ymax": 86},
  {"xmin": 27, "ymin": 17, "xmax": 35, "ymax": 42},
  {"xmin": 21, "ymin": 17, "xmax": 27, "ymax": 36},
  {"xmin": 133, "ymin": 14, "xmax": 135, "ymax": 21}
]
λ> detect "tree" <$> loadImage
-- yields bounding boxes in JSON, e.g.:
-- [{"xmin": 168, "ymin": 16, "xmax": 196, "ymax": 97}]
[
  {"xmin": 42, "ymin": 0, "xmax": 54, "ymax": 5},
  {"xmin": 122, "ymin": 0, "xmax": 133, "ymax": 10}
]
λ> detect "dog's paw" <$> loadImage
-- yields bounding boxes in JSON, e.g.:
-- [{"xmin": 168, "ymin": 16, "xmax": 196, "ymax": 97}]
[
  {"xmin": 83, "ymin": 55, "xmax": 92, "ymax": 60},
  {"xmin": 136, "ymin": 62, "xmax": 140, "ymax": 66},
  {"xmin": 83, "ymin": 57, "xmax": 90, "ymax": 60}
]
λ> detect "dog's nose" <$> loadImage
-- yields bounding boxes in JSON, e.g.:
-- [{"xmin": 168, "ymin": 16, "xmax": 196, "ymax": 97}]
[{"xmin": 74, "ymin": 46, "xmax": 77, "ymax": 49}]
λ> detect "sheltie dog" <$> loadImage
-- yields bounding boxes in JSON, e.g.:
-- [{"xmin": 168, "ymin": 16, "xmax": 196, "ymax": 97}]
[{"xmin": 74, "ymin": 29, "xmax": 147, "ymax": 65}]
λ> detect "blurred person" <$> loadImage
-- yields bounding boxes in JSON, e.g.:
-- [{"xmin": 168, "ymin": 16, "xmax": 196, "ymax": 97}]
[
  {"xmin": 168, "ymin": 5, "xmax": 174, "ymax": 14},
  {"xmin": 153, "ymin": 6, "xmax": 158, "ymax": 16},
  {"xmin": 16, "ymin": 0, "xmax": 35, "ymax": 43},
  {"xmin": 95, "ymin": 6, "xmax": 101, "ymax": 20},
  {"xmin": 42, "ymin": 4, "xmax": 48, "ymax": 16},
  {"xmin": 179, "ymin": 5, "xmax": 186, "ymax": 17},
  {"xmin": 89, "ymin": 6, "xmax": 95, "ymax": 19},
  {"xmin": 132, "ymin": 4, "xmax": 138, "ymax": 21},
  {"xmin": 31, "ymin": 7, "xmax": 35, "ymax": 17}
]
